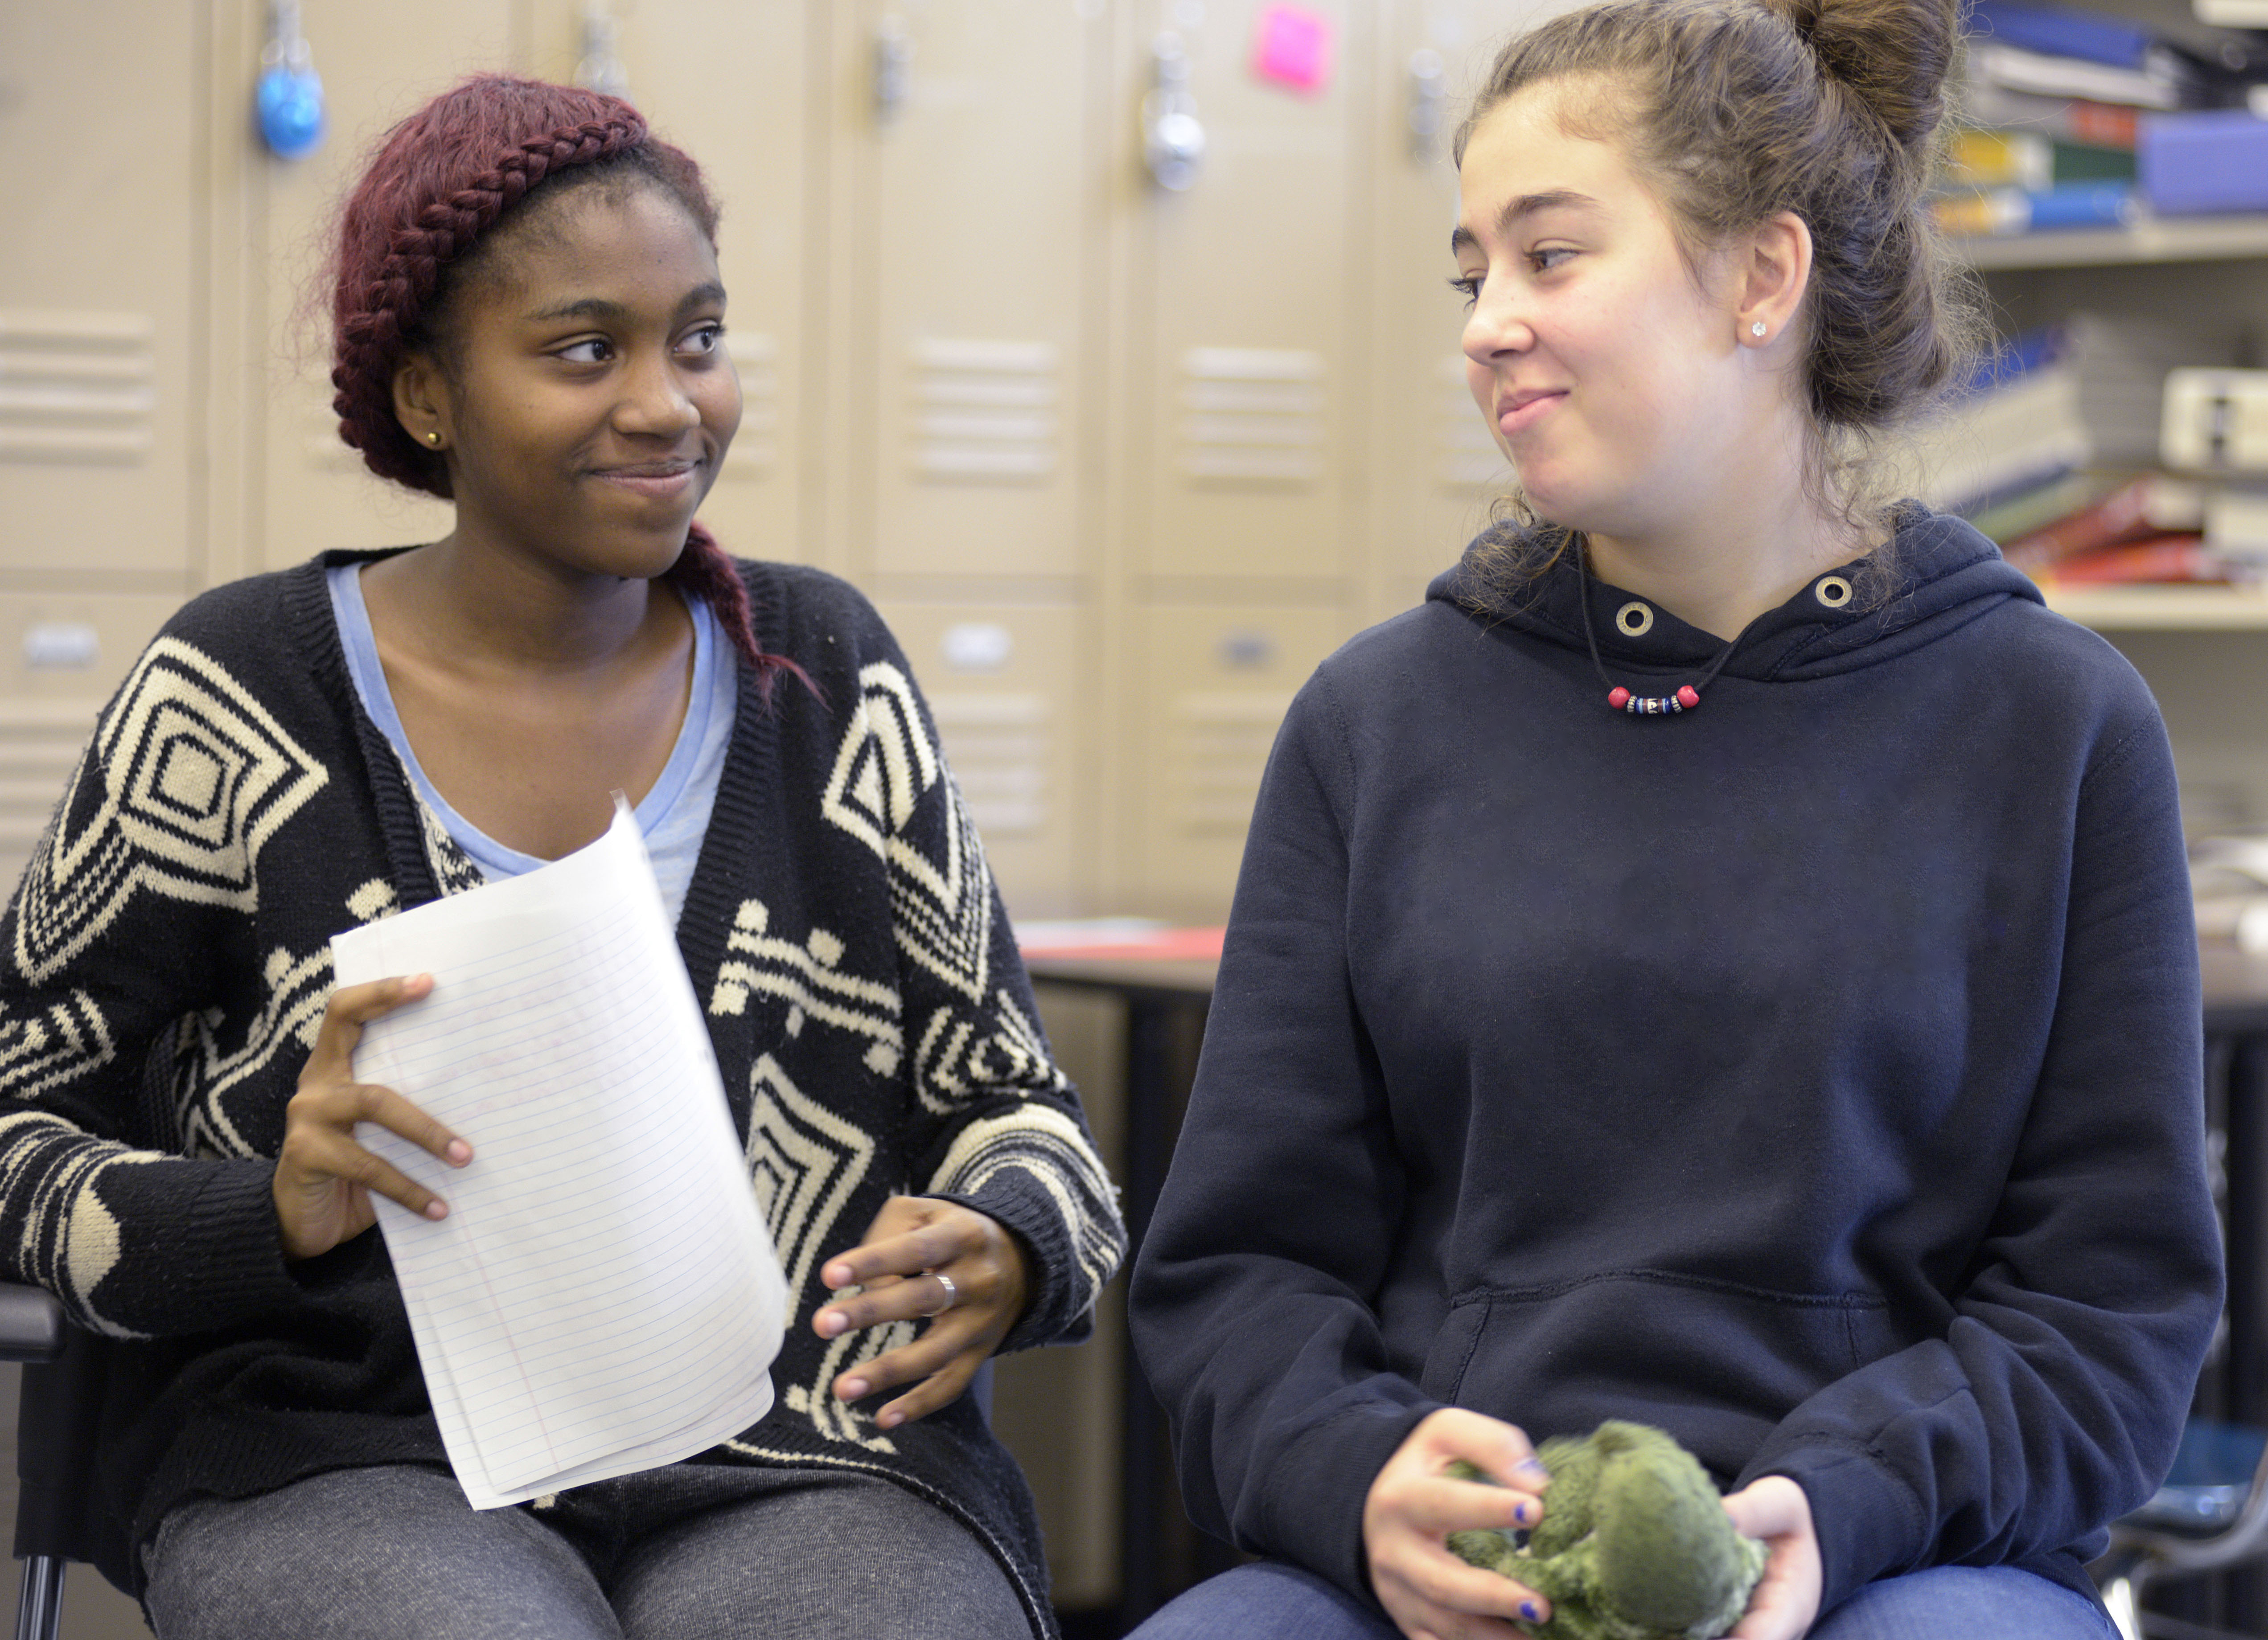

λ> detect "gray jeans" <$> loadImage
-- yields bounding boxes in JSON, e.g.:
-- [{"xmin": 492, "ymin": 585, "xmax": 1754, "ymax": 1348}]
[{"xmin": 142, "ymin": 1462, "xmax": 1035, "ymax": 1640}]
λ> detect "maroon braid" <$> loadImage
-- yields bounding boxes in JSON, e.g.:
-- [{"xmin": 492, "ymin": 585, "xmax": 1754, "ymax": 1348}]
[
  {"xmin": 326, "ymin": 75, "xmax": 808, "ymax": 699},
  {"xmin": 675, "ymin": 524, "xmax": 814, "ymax": 708},
  {"xmin": 330, "ymin": 110, "xmax": 649, "ymax": 496}
]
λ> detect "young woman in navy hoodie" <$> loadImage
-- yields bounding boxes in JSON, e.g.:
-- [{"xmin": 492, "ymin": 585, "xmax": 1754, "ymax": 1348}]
[{"xmin": 1126, "ymin": 1, "xmax": 2221, "ymax": 1636}]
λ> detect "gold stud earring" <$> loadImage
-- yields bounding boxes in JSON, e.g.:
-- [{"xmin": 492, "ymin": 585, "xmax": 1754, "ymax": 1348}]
[
  {"xmin": 425, "ymin": 430, "xmax": 443, "ymax": 446},
  {"xmin": 1750, "ymin": 321, "xmax": 1768, "ymax": 339}
]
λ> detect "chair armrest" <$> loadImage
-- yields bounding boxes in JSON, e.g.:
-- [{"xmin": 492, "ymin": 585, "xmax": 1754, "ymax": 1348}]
[{"xmin": 0, "ymin": 1283, "xmax": 65, "ymax": 1364}]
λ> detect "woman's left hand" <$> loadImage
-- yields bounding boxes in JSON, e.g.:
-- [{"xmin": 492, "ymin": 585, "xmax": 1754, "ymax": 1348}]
[
  {"xmin": 814, "ymin": 1196, "xmax": 1031, "ymax": 1428},
  {"xmin": 1723, "ymin": 1476, "xmax": 1823, "ymax": 1640}
]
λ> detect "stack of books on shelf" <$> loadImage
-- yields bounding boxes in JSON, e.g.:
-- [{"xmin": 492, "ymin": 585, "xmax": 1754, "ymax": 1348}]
[
  {"xmin": 1996, "ymin": 472, "xmax": 2227, "ymax": 588},
  {"xmin": 1901, "ymin": 314, "xmax": 2210, "ymax": 512},
  {"xmin": 1931, "ymin": 345, "xmax": 2268, "ymax": 592},
  {"xmin": 1942, "ymin": 0, "xmax": 2268, "ymax": 237}
]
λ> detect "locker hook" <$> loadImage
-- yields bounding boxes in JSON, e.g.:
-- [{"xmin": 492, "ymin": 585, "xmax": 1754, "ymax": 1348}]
[
  {"xmin": 255, "ymin": 0, "xmax": 325, "ymax": 161},
  {"xmin": 875, "ymin": 17, "xmax": 915, "ymax": 127},
  {"xmin": 573, "ymin": 2, "xmax": 629, "ymax": 99},
  {"xmin": 1143, "ymin": 33, "xmax": 1206, "ymax": 192},
  {"xmin": 1407, "ymin": 49, "xmax": 1446, "ymax": 159}
]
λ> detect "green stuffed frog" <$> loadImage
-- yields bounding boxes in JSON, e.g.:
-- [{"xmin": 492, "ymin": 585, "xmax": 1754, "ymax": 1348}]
[{"xmin": 1446, "ymin": 1421, "xmax": 1768, "ymax": 1640}]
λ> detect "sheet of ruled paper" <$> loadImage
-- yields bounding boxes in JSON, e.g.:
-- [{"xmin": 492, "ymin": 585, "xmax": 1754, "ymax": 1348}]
[{"xmin": 332, "ymin": 803, "xmax": 787, "ymax": 1509}]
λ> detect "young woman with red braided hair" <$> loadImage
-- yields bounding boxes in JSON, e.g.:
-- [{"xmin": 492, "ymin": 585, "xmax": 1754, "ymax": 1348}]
[
  {"xmin": 0, "ymin": 75, "xmax": 1120, "ymax": 1640},
  {"xmin": 1125, "ymin": 0, "xmax": 2219, "ymax": 1636}
]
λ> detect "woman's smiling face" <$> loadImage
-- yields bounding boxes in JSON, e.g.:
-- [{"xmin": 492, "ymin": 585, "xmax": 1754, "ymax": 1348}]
[
  {"xmin": 403, "ymin": 182, "xmax": 741, "ymax": 582},
  {"xmin": 1454, "ymin": 85, "xmax": 1757, "ymax": 541}
]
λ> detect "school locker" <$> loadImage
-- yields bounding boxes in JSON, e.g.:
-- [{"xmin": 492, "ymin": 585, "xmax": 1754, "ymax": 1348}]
[
  {"xmin": 1121, "ymin": 0, "xmax": 1367, "ymax": 586},
  {"xmin": 1130, "ymin": 602, "xmax": 1345, "ymax": 920},
  {"xmin": 0, "ymin": 593, "xmax": 190, "ymax": 897},
  {"xmin": 247, "ymin": 1, "xmax": 520, "ymax": 571},
  {"xmin": 838, "ymin": 0, "xmax": 1110, "ymax": 583},
  {"xmin": 539, "ymin": 0, "xmax": 820, "ymax": 567},
  {"xmin": 1362, "ymin": 0, "xmax": 1564, "ymax": 623},
  {"xmin": 0, "ymin": 2, "xmax": 202, "ymax": 582},
  {"xmin": 871, "ymin": 599, "xmax": 1093, "ymax": 918}
]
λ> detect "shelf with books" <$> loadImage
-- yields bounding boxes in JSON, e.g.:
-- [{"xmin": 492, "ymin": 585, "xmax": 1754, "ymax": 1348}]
[
  {"xmin": 2041, "ymin": 582, "xmax": 2268, "ymax": 627},
  {"xmin": 1954, "ymin": 210, "xmax": 2268, "ymax": 268}
]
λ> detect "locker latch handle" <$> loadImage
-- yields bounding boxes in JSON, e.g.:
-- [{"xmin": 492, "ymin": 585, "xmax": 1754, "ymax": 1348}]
[
  {"xmin": 875, "ymin": 16, "xmax": 914, "ymax": 127},
  {"xmin": 1144, "ymin": 33, "xmax": 1206, "ymax": 192},
  {"xmin": 1408, "ymin": 49, "xmax": 1446, "ymax": 159},
  {"xmin": 256, "ymin": 0, "xmax": 325, "ymax": 160}
]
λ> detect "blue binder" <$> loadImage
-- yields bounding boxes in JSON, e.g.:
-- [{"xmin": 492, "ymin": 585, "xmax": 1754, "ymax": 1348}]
[
  {"xmin": 1969, "ymin": 0, "xmax": 2157, "ymax": 70},
  {"xmin": 2139, "ymin": 111, "xmax": 2268, "ymax": 214}
]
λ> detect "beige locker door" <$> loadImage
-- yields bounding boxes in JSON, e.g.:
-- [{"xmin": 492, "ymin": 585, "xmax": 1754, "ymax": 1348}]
[
  {"xmin": 1131, "ymin": 602, "xmax": 1342, "ymax": 921},
  {"xmin": 0, "ymin": 3, "xmax": 201, "ymax": 582},
  {"xmin": 1124, "ymin": 0, "xmax": 1366, "ymax": 585},
  {"xmin": 0, "ymin": 592, "xmax": 189, "ymax": 893},
  {"xmin": 250, "ymin": 4, "xmax": 524, "ymax": 572},
  {"xmin": 844, "ymin": 0, "xmax": 1106, "ymax": 582},
  {"xmin": 872, "ymin": 599, "xmax": 1089, "ymax": 919},
  {"xmin": 1364, "ymin": 0, "xmax": 1568, "ymax": 623},
  {"xmin": 538, "ymin": 0, "xmax": 818, "ymax": 567}
]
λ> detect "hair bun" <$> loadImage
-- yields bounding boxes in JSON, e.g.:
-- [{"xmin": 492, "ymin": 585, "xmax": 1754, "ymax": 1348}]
[{"xmin": 1769, "ymin": 0, "xmax": 1960, "ymax": 155}]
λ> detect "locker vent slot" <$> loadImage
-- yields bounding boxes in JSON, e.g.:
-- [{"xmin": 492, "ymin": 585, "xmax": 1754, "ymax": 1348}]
[
  {"xmin": 911, "ymin": 340, "xmax": 1060, "ymax": 482},
  {"xmin": 0, "ymin": 311, "xmax": 156, "ymax": 465},
  {"xmin": 0, "ymin": 701, "xmax": 96, "ymax": 888},
  {"xmin": 1170, "ymin": 691, "xmax": 1291, "ymax": 833},
  {"xmin": 724, "ymin": 333, "xmax": 781, "ymax": 474},
  {"xmin": 930, "ymin": 692, "xmax": 1049, "ymax": 836},
  {"xmin": 1438, "ymin": 355, "xmax": 1512, "ymax": 490},
  {"xmin": 1178, "ymin": 348, "xmax": 1324, "ymax": 484}
]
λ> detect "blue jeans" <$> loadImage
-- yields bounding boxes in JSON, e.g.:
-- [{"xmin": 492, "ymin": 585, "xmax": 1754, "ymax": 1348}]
[{"xmin": 1126, "ymin": 1559, "xmax": 2119, "ymax": 1640}]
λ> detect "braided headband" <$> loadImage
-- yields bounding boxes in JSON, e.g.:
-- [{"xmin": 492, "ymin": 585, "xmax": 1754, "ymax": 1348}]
[{"xmin": 332, "ymin": 114, "xmax": 646, "ymax": 482}]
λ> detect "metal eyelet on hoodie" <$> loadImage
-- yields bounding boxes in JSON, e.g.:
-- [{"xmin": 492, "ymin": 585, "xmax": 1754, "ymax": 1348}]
[
  {"xmin": 1615, "ymin": 601, "xmax": 1654, "ymax": 636},
  {"xmin": 1815, "ymin": 575, "xmax": 1853, "ymax": 610}
]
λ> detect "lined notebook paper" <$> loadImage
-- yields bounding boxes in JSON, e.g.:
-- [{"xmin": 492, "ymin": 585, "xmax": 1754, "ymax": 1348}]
[{"xmin": 331, "ymin": 804, "xmax": 787, "ymax": 1509}]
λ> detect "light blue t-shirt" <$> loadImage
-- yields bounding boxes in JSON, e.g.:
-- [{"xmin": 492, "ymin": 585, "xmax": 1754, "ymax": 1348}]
[{"xmin": 325, "ymin": 563, "xmax": 737, "ymax": 927}]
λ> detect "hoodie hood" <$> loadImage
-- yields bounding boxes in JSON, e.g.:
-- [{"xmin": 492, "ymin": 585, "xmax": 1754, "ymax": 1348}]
[{"xmin": 1426, "ymin": 504, "xmax": 2044, "ymax": 685}]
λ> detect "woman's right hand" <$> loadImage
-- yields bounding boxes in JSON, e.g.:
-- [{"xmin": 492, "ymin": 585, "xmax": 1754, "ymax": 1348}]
[
  {"xmin": 1364, "ymin": 1407, "xmax": 1554, "ymax": 1640},
  {"xmin": 274, "ymin": 975, "xmax": 472, "ymax": 1262}
]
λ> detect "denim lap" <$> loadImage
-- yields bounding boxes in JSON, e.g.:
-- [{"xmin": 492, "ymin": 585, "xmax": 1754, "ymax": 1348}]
[{"xmin": 1126, "ymin": 1560, "xmax": 2116, "ymax": 1640}]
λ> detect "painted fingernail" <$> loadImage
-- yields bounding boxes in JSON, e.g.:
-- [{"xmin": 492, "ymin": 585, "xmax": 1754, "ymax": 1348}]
[
  {"xmin": 1512, "ymin": 1501, "xmax": 1533, "ymax": 1526},
  {"xmin": 1520, "ymin": 1601, "xmax": 1541, "ymax": 1623},
  {"xmin": 1515, "ymin": 1457, "xmax": 1548, "ymax": 1477}
]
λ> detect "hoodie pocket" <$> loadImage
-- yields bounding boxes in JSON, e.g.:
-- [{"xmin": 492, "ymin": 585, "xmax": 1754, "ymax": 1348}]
[{"xmin": 1421, "ymin": 1271, "xmax": 1897, "ymax": 1445}]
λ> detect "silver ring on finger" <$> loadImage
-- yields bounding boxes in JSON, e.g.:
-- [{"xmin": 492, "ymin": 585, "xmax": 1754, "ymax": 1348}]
[{"xmin": 929, "ymin": 1270, "xmax": 958, "ymax": 1315}]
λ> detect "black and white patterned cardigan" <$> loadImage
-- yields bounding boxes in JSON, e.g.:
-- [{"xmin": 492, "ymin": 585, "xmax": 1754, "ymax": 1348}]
[{"xmin": 0, "ymin": 548, "xmax": 1125, "ymax": 1630}]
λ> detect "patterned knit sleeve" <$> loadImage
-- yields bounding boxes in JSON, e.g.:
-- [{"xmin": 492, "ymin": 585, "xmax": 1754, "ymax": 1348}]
[
  {"xmin": 826, "ymin": 641, "xmax": 1126, "ymax": 1353},
  {"xmin": 0, "ymin": 632, "xmax": 321, "ymax": 1338}
]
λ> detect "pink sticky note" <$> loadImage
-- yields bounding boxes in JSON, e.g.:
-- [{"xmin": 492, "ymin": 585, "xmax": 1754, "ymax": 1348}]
[{"xmin": 1251, "ymin": 4, "xmax": 1334, "ymax": 95}]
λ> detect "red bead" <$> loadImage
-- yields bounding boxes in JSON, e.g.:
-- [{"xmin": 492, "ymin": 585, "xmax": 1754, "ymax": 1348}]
[
  {"xmin": 1676, "ymin": 686, "xmax": 1700, "ymax": 709},
  {"xmin": 1607, "ymin": 687, "xmax": 1631, "ymax": 709}
]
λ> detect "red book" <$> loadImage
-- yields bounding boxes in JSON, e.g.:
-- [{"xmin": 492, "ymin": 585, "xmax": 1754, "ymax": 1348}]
[
  {"xmin": 2067, "ymin": 100, "xmax": 2140, "ymax": 151},
  {"xmin": 2046, "ymin": 534, "xmax": 2225, "ymax": 584},
  {"xmin": 2003, "ymin": 474, "xmax": 2202, "ymax": 572}
]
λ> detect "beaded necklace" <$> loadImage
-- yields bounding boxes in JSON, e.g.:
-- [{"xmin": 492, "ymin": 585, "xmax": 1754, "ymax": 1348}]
[{"xmin": 1574, "ymin": 551, "xmax": 1741, "ymax": 716}]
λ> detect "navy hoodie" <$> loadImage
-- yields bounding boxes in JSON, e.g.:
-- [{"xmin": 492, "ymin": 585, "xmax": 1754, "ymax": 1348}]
[{"xmin": 1128, "ymin": 507, "xmax": 2223, "ymax": 1617}]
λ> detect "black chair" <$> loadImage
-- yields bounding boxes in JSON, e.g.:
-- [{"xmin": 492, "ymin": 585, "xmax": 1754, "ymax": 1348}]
[
  {"xmin": 1, "ymin": 1281, "xmax": 74, "ymax": 1640},
  {"xmin": 2095, "ymin": 1420, "xmax": 2268, "ymax": 1640}
]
